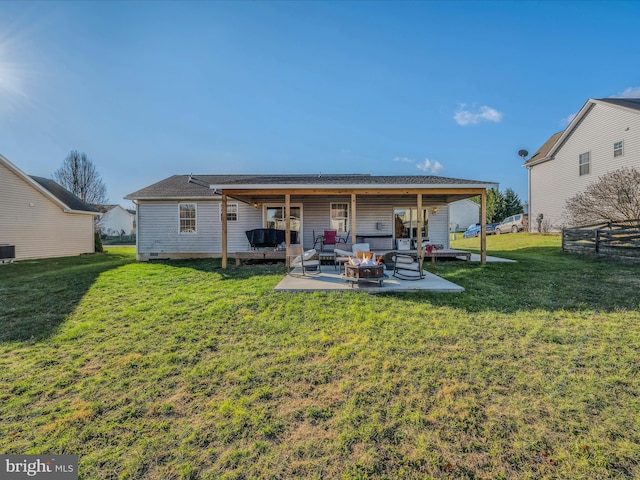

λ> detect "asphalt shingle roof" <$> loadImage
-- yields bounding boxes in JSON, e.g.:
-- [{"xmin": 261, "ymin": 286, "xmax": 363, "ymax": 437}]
[
  {"xmin": 524, "ymin": 131, "xmax": 564, "ymax": 166},
  {"xmin": 125, "ymin": 174, "xmax": 496, "ymax": 199},
  {"xmin": 598, "ymin": 98, "xmax": 640, "ymax": 111},
  {"xmin": 30, "ymin": 176, "xmax": 99, "ymax": 213}
]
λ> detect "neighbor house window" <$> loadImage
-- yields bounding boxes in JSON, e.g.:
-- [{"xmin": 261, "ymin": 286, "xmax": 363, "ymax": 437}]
[
  {"xmin": 226, "ymin": 203, "xmax": 238, "ymax": 221},
  {"xmin": 179, "ymin": 203, "xmax": 197, "ymax": 233},
  {"xmin": 330, "ymin": 203, "xmax": 349, "ymax": 232},
  {"xmin": 579, "ymin": 152, "xmax": 590, "ymax": 176},
  {"xmin": 614, "ymin": 141, "xmax": 624, "ymax": 158}
]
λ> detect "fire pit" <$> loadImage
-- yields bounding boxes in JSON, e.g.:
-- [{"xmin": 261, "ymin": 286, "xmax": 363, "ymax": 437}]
[{"xmin": 344, "ymin": 263, "xmax": 385, "ymax": 287}]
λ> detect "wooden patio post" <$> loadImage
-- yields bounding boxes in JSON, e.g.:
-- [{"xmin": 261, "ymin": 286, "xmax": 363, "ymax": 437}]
[
  {"xmin": 351, "ymin": 193, "xmax": 357, "ymax": 244},
  {"xmin": 285, "ymin": 194, "xmax": 291, "ymax": 267},
  {"xmin": 221, "ymin": 193, "xmax": 228, "ymax": 269},
  {"xmin": 480, "ymin": 189, "xmax": 487, "ymax": 265},
  {"xmin": 417, "ymin": 193, "xmax": 423, "ymax": 257}
]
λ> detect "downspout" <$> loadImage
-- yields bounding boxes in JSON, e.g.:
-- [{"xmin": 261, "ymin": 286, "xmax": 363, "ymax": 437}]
[
  {"xmin": 134, "ymin": 200, "xmax": 139, "ymax": 261},
  {"xmin": 222, "ymin": 194, "xmax": 228, "ymax": 269}
]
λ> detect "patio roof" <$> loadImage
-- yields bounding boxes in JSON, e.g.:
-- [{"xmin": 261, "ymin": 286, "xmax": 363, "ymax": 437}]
[{"xmin": 209, "ymin": 173, "xmax": 497, "ymax": 205}]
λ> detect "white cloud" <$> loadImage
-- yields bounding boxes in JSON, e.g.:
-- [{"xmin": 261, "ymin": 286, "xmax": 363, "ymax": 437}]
[
  {"xmin": 561, "ymin": 112, "xmax": 577, "ymax": 127},
  {"xmin": 612, "ymin": 86, "xmax": 640, "ymax": 98},
  {"xmin": 392, "ymin": 156, "xmax": 413, "ymax": 163},
  {"xmin": 416, "ymin": 158, "xmax": 444, "ymax": 174},
  {"xmin": 454, "ymin": 104, "xmax": 503, "ymax": 126}
]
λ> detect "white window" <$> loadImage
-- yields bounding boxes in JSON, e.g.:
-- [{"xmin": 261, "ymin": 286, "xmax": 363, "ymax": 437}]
[
  {"xmin": 330, "ymin": 203, "xmax": 349, "ymax": 232},
  {"xmin": 226, "ymin": 203, "xmax": 238, "ymax": 221},
  {"xmin": 179, "ymin": 203, "xmax": 197, "ymax": 233},
  {"xmin": 579, "ymin": 152, "xmax": 590, "ymax": 176},
  {"xmin": 614, "ymin": 141, "xmax": 623, "ymax": 158}
]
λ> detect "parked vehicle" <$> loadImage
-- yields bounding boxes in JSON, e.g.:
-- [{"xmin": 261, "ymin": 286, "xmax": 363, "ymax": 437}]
[
  {"xmin": 495, "ymin": 214, "xmax": 528, "ymax": 234},
  {"xmin": 463, "ymin": 222, "xmax": 499, "ymax": 238}
]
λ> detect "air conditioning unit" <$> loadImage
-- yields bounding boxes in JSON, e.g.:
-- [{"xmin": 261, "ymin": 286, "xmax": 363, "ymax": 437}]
[{"xmin": 0, "ymin": 244, "xmax": 15, "ymax": 264}]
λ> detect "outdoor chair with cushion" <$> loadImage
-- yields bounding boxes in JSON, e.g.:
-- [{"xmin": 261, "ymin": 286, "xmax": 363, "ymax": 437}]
[
  {"xmin": 334, "ymin": 243, "xmax": 371, "ymax": 273},
  {"xmin": 392, "ymin": 254, "xmax": 424, "ymax": 280},
  {"xmin": 287, "ymin": 245, "xmax": 321, "ymax": 276}
]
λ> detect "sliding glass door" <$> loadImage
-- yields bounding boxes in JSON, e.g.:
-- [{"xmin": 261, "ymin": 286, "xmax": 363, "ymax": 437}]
[
  {"xmin": 394, "ymin": 208, "xmax": 428, "ymax": 243},
  {"xmin": 265, "ymin": 205, "xmax": 302, "ymax": 243}
]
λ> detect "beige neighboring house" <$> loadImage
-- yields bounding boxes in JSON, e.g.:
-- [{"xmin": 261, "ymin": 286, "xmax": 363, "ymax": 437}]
[
  {"xmin": 0, "ymin": 154, "xmax": 99, "ymax": 260},
  {"xmin": 525, "ymin": 98, "xmax": 640, "ymax": 231},
  {"xmin": 95, "ymin": 205, "xmax": 136, "ymax": 236}
]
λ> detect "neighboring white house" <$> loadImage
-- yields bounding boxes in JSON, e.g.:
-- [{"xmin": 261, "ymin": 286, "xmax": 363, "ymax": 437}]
[
  {"xmin": 125, "ymin": 173, "xmax": 498, "ymax": 262},
  {"xmin": 95, "ymin": 205, "xmax": 136, "ymax": 236},
  {"xmin": 0, "ymin": 154, "xmax": 99, "ymax": 260},
  {"xmin": 449, "ymin": 198, "xmax": 480, "ymax": 232},
  {"xmin": 525, "ymin": 98, "xmax": 640, "ymax": 231}
]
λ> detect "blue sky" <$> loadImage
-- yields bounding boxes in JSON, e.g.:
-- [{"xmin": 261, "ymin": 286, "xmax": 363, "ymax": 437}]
[{"xmin": 1, "ymin": 1, "xmax": 639, "ymax": 207}]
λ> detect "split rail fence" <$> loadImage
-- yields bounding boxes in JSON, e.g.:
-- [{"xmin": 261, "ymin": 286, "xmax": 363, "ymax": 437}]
[{"xmin": 562, "ymin": 219, "xmax": 640, "ymax": 261}]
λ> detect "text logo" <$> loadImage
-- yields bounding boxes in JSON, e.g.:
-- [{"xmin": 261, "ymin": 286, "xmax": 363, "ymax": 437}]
[{"xmin": 1, "ymin": 455, "xmax": 78, "ymax": 479}]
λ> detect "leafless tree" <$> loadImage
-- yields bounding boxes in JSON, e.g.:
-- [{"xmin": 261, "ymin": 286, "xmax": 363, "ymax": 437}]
[
  {"xmin": 565, "ymin": 167, "xmax": 640, "ymax": 226},
  {"xmin": 53, "ymin": 150, "xmax": 108, "ymax": 204}
]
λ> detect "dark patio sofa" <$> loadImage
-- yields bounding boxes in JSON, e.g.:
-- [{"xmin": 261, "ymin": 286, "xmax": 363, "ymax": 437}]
[{"xmin": 245, "ymin": 228, "xmax": 298, "ymax": 249}]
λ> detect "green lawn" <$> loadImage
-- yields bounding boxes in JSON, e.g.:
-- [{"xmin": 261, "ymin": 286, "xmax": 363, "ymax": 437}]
[{"xmin": 1, "ymin": 236, "xmax": 639, "ymax": 479}]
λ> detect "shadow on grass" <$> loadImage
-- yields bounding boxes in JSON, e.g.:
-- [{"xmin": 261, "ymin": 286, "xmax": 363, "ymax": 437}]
[
  {"xmin": 0, "ymin": 251, "xmax": 135, "ymax": 343},
  {"xmin": 153, "ymin": 257, "xmax": 289, "ymax": 280},
  {"xmin": 415, "ymin": 245, "xmax": 640, "ymax": 313}
]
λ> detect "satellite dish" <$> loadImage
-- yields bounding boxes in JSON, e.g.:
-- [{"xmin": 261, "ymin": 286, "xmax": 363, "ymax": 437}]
[{"xmin": 518, "ymin": 149, "xmax": 529, "ymax": 159}]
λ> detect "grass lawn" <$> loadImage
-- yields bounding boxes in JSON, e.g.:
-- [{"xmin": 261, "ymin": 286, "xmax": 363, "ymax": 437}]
[{"xmin": 1, "ymin": 236, "xmax": 639, "ymax": 479}]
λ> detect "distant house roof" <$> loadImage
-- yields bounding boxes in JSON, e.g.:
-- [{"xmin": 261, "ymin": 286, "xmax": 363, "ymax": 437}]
[
  {"xmin": 92, "ymin": 204, "xmax": 119, "ymax": 214},
  {"xmin": 126, "ymin": 174, "xmax": 497, "ymax": 200},
  {"xmin": 524, "ymin": 131, "xmax": 564, "ymax": 167},
  {"xmin": 524, "ymin": 97, "xmax": 640, "ymax": 168},
  {"xmin": 28, "ymin": 176, "xmax": 99, "ymax": 214},
  {"xmin": 92, "ymin": 204, "xmax": 136, "ymax": 216}
]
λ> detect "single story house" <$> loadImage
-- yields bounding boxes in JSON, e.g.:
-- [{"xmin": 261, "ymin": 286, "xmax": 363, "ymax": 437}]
[
  {"xmin": 94, "ymin": 204, "xmax": 136, "ymax": 236},
  {"xmin": 525, "ymin": 97, "xmax": 640, "ymax": 231},
  {"xmin": 125, "ymin": 173, "xmax": 497, "ymax": 265},
  {"xmin": 449, "ymin": 198, "xmax": 481, "ymax": 232},
  {"xmin": 0, "ymin": 154, "xmax": 99, "ymax": 260}
]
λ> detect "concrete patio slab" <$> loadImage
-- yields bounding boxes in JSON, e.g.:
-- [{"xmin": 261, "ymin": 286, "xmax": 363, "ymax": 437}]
[{"xmin": 275, "ymin": 268, "xmax": 464, "ymax": 293}]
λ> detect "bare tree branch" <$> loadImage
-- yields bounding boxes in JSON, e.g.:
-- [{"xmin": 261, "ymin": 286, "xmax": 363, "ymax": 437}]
[
  {"xmin": 53, "ymin": 151, "xmax": 108, "ymax": 204},
  {"xmin": 565, "ymin": 167, "xmax": 640, "ymax": 226}
]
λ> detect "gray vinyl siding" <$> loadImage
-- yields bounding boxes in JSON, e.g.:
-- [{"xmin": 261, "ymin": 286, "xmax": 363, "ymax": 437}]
[
  {"xmin": 137, "ymin": 195, "xmax": 452, "ymax": 259},
  {"xmin": 137, "ymin": 200, "xmax": 260, "ymax": 256},
  {"xmin": 0, "ymin": 161, "xmax": 94, "ymax": 260},
  {"xmin": 292, "ymin": 195, "xmax": 449, "ymax": 250},
  {"xmin": 530, "ymin": 103, "xmax": 640, "ymax": 230}
]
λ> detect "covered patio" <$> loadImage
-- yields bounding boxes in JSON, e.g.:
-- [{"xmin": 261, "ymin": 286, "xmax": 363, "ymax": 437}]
[{"xmin": 212, "ymin": 174, "xmax": 498, "ymax": 269}]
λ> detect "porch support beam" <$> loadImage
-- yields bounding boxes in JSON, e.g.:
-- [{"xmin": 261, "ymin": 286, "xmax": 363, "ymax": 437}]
[
  {"xmin": 221, "ymin": 187, "xmax": 487, "ymax": 197},
  {"xmin": 351, "ymin": 193, "xmax": 357, "ymax": 244},
  {"xmin": 417, "ymin": 193, "xmax": 423, "ymax": 257},
  {"xmin": 480, "ymin": 189, "xmax": 487, "ymax": 264},
  {"xmin": 285, "ymin": 194, "xmax": 291, "ymax": 266},
  {"xmin": 222, "ymin": 194, "xmax": 228, "ymax": 269}
]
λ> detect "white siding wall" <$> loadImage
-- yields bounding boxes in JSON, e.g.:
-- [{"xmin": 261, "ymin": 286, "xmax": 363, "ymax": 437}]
[
  {"xmin": 0, "ymin": 162, "xmax": 95, "ymax": 260},
  {"xmin": 449, "ymin": 199, "xmax": 480, "ymax": 232},
  {"xmin": 97, "ymin": 207, "xmax": 135, "ymax": 235},
  {"xmin": 530, "ymin": 103, "xmax": 640, "ymax": 230}
]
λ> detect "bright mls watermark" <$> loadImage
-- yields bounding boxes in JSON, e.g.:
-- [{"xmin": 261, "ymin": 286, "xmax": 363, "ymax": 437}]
[{"xmin": 1, "ymin": 455, "xmax": 78, "ymax": 479}]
